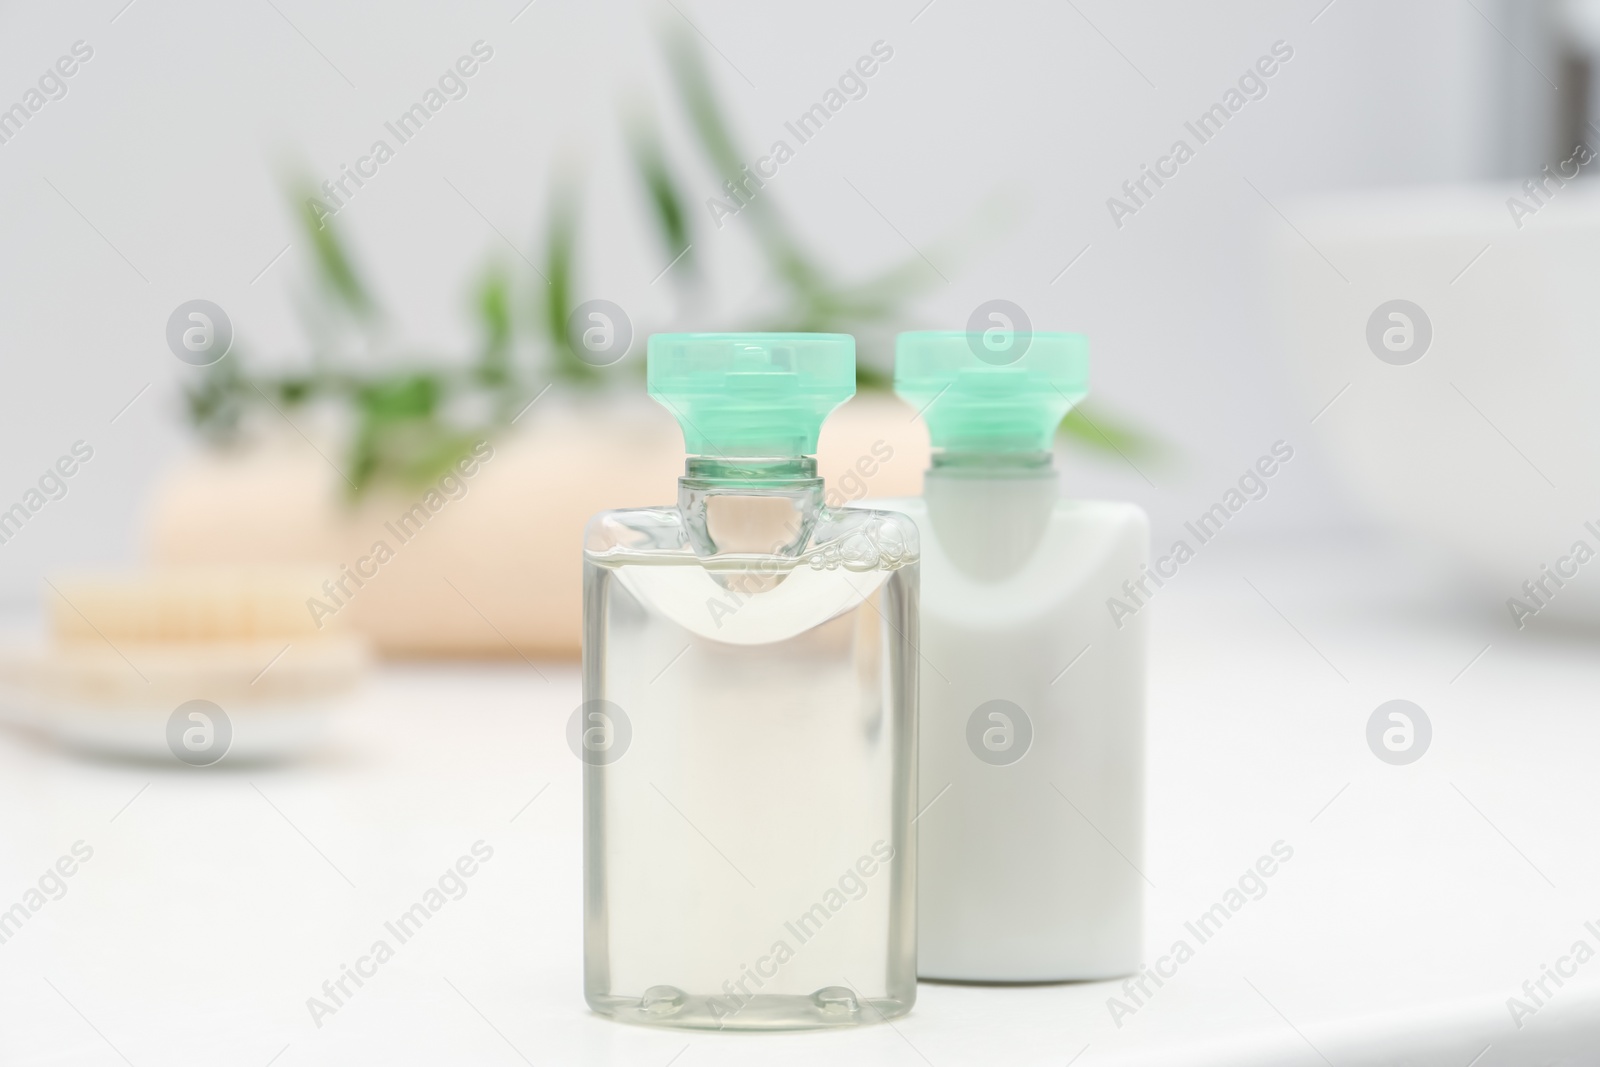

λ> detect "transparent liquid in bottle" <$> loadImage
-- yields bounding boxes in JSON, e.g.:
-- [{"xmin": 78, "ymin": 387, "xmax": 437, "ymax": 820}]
[{"xmin": 581, "ymin": 489, "xmax": 918, "ymax": 1030}]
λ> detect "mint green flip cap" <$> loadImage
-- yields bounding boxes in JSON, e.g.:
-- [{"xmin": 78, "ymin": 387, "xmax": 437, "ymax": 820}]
[
  {"xmin": 895, "ymin": 331, "xmax": 1088, "ymax": 452},
  {"xmin": 648, "ymin": 333, "xmax": 855, "ymax": 456}
]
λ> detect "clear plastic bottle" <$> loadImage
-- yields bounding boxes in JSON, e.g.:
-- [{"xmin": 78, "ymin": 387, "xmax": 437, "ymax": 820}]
[
  {"xmin": 878, "ymin": 331, "xmax": 1147, "ymax": 982},
  {"xmin": 581, "ymin": 333, "xmax": 919, "ymax": 1029}
]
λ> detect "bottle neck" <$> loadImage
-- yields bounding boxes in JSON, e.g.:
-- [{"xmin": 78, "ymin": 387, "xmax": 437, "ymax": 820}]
[
  {"xmin": 928, "ymin": 449, "xmax": 1054, "ymax": 480},
  {"xmin": 681, "ymin": 455, "xmax": 822, "ymax": 490},
  {"xmin": 923, "ymin": 450, "xmax": 1057, "ymax": 580},
  {"xmin": 678, "ymin": 456, "xmax": 822, "ymax": 558}
]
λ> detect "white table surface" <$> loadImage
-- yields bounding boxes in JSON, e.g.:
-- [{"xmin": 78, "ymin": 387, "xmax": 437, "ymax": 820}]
[{"xmin": 3, "ymin": 533, "xmax": 1598, "ymax": 1067}]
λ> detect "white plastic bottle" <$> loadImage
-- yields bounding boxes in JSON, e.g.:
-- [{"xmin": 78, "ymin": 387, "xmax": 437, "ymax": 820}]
[{"xmin": 877, "ymin": 330, "xmax": 1147, "ymax": 981}]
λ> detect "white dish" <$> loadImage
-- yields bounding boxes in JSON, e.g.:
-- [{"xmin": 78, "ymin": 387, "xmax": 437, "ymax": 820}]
[{"xmin": 0, "ymin": 637, "xmax": 366, "ymax": 764}]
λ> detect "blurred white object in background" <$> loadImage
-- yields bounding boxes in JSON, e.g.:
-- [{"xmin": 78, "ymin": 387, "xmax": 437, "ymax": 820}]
[{"xmin": 1271, "ymin": 181, "xmax": 1600, "ymax": 625}]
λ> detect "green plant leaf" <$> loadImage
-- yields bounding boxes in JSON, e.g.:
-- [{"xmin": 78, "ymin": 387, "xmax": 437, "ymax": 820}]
[
  {"xmin": 357, "ymin": 373, "xmax": 441, "ymax": 420},
  {"xmin": 296, "ymin": 184, "xmax": 375, "ymax": 318},
  {"xmin": 1059, "ymin": 403, "xmax": 1165, "ymax": 466},
  {"xmin": 626, "ymin": 114, "xmax": 695, "ymax": 279},
  {"xmin": 542, "ymin": 179, "xmax": 601, "ymax": 387},
  {"xmin": 184, "ymin": 353, "xmax": 248, "ymax": 443},
  {"xmin": 277, "ymin": 375, "xmax": 317, "ymax": 406},
  {"xmin": 343, "ymin": 373, "xmax": 455, "ymax": 496},
  {"xmin": 660, "ymin": 25, "xmax": 823, "ymax": 293},
  {"xmin": 475, "ymin": 264, "xmax": 513, "ymax": 387},
  {"xmin": 854, "ymin": 362, "xmax": 892, "ymax": 391}
]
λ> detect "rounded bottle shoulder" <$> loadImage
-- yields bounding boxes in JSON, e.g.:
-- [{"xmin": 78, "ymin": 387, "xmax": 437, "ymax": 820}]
[
  {"xmin": 837, "ymin": 504, "xmax": 921, "ymax": 551},
  {"xmin": 869, "ymin": 496, "xmax": 1148, "ymax": 526},
  {"xmin": 1057, "ymin": 498, "xmax": 1149, "ymax": 531},
  {"xmin": 584, "ymin": 505, "xmax": 686, "ymax": 555}
]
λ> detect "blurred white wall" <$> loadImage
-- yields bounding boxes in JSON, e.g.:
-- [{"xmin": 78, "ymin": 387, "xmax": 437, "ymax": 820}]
[{"xmin": 0, "ymin": 0, "xmax": 1545, "ymax": 606}]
